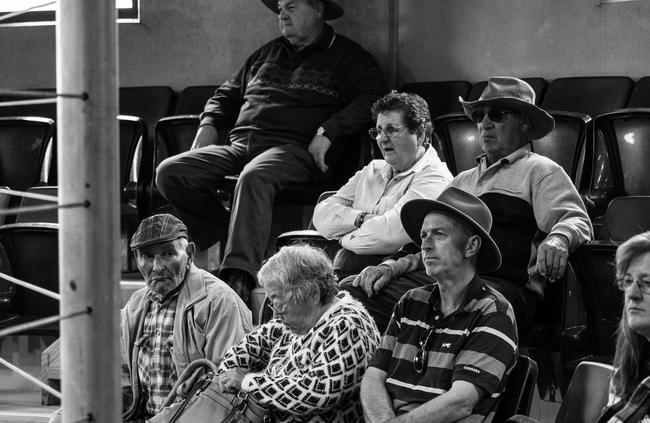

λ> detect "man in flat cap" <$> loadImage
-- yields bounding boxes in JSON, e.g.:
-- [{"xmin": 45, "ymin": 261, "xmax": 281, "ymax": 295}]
[
  {"xmin": 156, "ymin": 0, "xmax": 387, "ymax": 305},
  {"xmin": 361, "ymin": 187, "xmax": 518, "ymax": 422},
  {"xmin": 121, "ymin": 214, "xmax": 252, "ymax": 422},
  {"xmin": 348, "ymin": 76, "xmax": 593, "ymax": 330}
]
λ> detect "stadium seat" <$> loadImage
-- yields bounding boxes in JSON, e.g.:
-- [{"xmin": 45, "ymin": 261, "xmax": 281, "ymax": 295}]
[
  {"xmin": 432, "ymin": 112, "xmax": 480, "ymax": 175},
  {"xmin": 119, "ymin": 86, "xmax": 175, "ymax": 143},
  {"xmin": 541, "ymin": 76, "xmax": 633, "ymax": 118},
  {"xmin": 531, "ymin": 111, "xmax": 592, "ymax": 184},
  {"xmin": 468, "ymin": 78, "xmax": 548, "ymax": 105},
  {"xmin": 400, "ymin": 80, "xmax": 472, "ymax": 119},
  {"xmin": 507, "ymin": 361, "xmax": 613, "ymax": 423},
  {"xmin": 493, "ymin": 355, "xmax": 538, "ymax": 423},
  {"xmin": 175, "ymin": 85, "xmax": 220, "ymax": 114},
  {"xmin": 0, "ymin": 222, "xmax": 59, "ymax": 336},
  {"xmin": 626, "ymin": 76, "xmax": 650, "ymax": 108},
  {"xmin": 569, "ymin": 242, "xmax": 621, "ymax": 360},
  {"xmin": 599, "ymin": 196, "xmax": 650, "ymax": 243},
  {"xmin": 0, "ymin": 117, "xmax": 55, "ymax": 194}
]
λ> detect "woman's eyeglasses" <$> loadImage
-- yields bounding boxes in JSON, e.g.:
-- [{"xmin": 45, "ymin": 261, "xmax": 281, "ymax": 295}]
[
  {"xmin": 413, "ymin": 327, "xmax": 436, "ymax": 374},
  {"xmin": 617, "ymin": 276, "xmax": 650, "ymax": 294},
  {"xmin": 368, "ymin": 125, "xmax": 407, "ymax": 140},
  {"xmin": 469, "ymin": 108, "xmax": 514, "ymax": 124}
]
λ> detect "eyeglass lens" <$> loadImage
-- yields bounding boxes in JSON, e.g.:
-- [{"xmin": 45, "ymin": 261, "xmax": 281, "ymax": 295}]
[
  {"xmin": 369, "ymin": 125, "xmax": 403, "ymax": 140},
  {"xmin": 470, "ymin": 108, "xmax": 509, "ymax": 124},
  {"xmin": 617, "ymin": 277, "xmax": 650, "ymax": 293}
]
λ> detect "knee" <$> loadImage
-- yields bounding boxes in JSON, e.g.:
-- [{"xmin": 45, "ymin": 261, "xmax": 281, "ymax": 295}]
[
  {"xmin": 236, "ymin": 167, "xmax": 273, "ymax": 194},
  {"xmin": 155, "ymin": 156, "xmax": 183, "ymax": 194}
]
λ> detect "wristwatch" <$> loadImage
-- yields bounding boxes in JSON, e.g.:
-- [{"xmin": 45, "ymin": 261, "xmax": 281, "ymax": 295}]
[{"xmin": 316, "ymin": 126, "xmax": 331, "ymax": 141}]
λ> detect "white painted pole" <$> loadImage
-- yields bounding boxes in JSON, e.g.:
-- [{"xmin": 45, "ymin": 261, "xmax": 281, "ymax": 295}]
[{"xmin": 56, "ymin": 0, "xmax": 121, "ymax": 422}]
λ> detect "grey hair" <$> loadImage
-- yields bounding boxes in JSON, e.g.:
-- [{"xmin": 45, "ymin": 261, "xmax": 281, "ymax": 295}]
[{"xmin": 258, "ymin": 244, "xmax": 338, "ymax": 305}]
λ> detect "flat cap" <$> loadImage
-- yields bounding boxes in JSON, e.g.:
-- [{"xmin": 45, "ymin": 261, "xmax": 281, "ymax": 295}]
[{"xmin": 130, "ymin": 213, "xmax": 188, "ymax": 250}]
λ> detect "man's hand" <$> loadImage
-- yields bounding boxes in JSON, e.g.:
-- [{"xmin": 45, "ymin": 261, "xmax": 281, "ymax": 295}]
[
  {"xmin": 308, "ymin": 134, "xmax": 331, "ymax": 173},
  {"xmin": 216, "ymin": 368, "xmax": 246, "ymax": 394},
  {"xmin": 536, "ymin": 234, "xmax": 569, "ymax": 283},
  {"xmin": 352, "ymin": 265, "xmax": 394, "ymax": 297},
  {"xmin": 191, "ymin": 125, "xmax": 220, "ymax": 149}
]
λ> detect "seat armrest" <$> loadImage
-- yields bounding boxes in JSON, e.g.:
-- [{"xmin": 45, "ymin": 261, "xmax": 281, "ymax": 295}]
[{"xmin": 275, "ymin": 230, "xmax": 340, "ymax": 258}]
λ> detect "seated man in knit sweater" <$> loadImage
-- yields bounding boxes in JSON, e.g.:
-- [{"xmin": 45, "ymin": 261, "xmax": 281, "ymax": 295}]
[
  {"xmin": 348, "ymin": 77, "xmax": 593, "ymax": 331},
  {"xmin": 361, "ymin": 188, "xmax": 518, "ymax": 422},
  {"xmin": 156, "ymin": 0, "xmax": 387, "ymax": 305}
]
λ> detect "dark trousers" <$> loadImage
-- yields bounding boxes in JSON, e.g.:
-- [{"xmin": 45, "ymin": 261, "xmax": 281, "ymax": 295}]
[
  {"xmin": 156, "ymin": 138, "xmax": 321, "ymax": 282},
  {"xmin": 341, "ymin": 270, "xmax": 538, "ymax": 334}
]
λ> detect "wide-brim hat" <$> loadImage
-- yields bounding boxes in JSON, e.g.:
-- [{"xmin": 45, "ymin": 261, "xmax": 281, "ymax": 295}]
[
  {"xmin": 400, "ymin": 187, "xmax": 501, "ymax": 273},
  {"xmin": 459, "ymin": 76, "xmax": 554, "ymax": 140},
  {"xmin": 261, "ymin": 0, "xmax": 344, "ymax": 20}
]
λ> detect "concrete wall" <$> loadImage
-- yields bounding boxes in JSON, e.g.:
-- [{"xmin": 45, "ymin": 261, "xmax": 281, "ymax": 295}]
[
  {"xmin": 0, "ymin": 0, "xmax": 391, "ymax": 91},
  {"xmin": 397, "ymin": 0, "xmax": 650, "ymax": 85},
  {"xmin": 1, "ymin": 0, "xmax": 649, "ymax": 91}
]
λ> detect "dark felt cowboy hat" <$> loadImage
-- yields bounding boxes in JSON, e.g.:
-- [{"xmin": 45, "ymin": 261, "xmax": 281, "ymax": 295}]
[
  {"xmin": 261, "ymin": 0, "xmax": 344, "ymax": 20},
  {"xmin": 459, "ymin": 76, "xmax": 554, "ymax": 140},
  {"xmin": 400, "ymin": 187, "xmax": 502, "ymax": 273}
]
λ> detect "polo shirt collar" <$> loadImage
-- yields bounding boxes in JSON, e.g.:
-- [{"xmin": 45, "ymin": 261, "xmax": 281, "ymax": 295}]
[
  {"xmin": 429, "ymin": 273, "xmax": 484, "ymax": 316},
  {"xmin": 475, "ymin": 143, "xmax": 532, "ymax": 173}
]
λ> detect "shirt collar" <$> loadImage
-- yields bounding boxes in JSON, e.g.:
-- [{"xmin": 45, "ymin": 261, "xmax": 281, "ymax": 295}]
[
  {"xmin": 429, "ymin": 273, "xmax": 484, "ymax": 316},
  {"xmin": 146, "ymin": 280, "xmax": 184, "ymax": 305},
  {"xmin": 380, "ymin": 144, "xmax": 435, "ymax": 181},
  {"xmin": 476, "ymin": 143, "xmax": 531, "ymax": 172}
]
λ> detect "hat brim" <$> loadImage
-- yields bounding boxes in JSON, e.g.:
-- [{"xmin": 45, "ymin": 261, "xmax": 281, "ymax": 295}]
[
  {"xmin": 400, "ymin": 199, "xmax": 502, "ymax": 273},
  {"xmin": 130, "ymin": 234, "xmax": 187, "ymax": 250},
  {"xmin": 459, "ymin": 96, "xmax": 554, "ymax": 140},
  {"xmin": 261, "ymin": 0, "xmax": 344, "ymax": 20}
]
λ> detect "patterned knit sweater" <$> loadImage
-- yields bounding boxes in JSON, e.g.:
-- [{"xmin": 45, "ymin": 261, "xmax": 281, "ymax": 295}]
[{"xmin": 218, "ymin": 291, "xmax": 380, "ymax": 422}]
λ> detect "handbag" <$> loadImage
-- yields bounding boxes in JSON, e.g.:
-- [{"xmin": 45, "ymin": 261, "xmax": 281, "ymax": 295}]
[{"xmin": 148, "ymin": 359, "xmax": 270, "ymax": 423}]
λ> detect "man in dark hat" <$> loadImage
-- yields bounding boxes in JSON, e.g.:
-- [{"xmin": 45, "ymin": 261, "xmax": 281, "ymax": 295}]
[
  {"xmin": 121, "ymin": 214, "xmax": 252, "ymax": 422},
  {"xmin": 348, "ymin": 76, "xmax": 593, "ymax": 329},
  {"xmin": 361, "ymin": 187, "xmax": 518, "ymax": 422},
  {"xmin": 156, "ymin": 0, "xmax": 387, "ymax": 305}
]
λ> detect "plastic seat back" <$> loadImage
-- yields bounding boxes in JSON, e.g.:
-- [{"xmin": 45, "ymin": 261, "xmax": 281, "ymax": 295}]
[
  {"xmin": 0, "ymin": 117, "xmax": 54, "ymax": 191},
  {"xmin": 0, "ymin": 222, "xmax": 59, "ymax": 335},
  {"xmin": 400, "ymin": 80, "xmax": 472, "ymax": 118},
  {"xmin": 15, "ymin": 186, "xmax": 58, "ymax": 223},
  {"xmin": 542, "ymin": 77, "xmax": 633, "ymax": 118},
  {"xmin": 626, "ymin": 77, "xmax": 650, "ymax": 108},
  {"xmin": 493, "ymin": 355, "xmax": 538, "ymax": 422},
  {"xmin": 555, "ymin": 361, "xmax": 614, "ymax": 423},
  {"xmin": 570, "ymin": 242, "xmax": 621, "ymax": 359},
  {"xmin": 432, "ymin": 112, "xmax": 481, "ymax": 175},
  {"xmin": 532, "ymin": 111, "xmax": 592, "ymax": 184},
  {"xmin": 175, "ymin": 85, "xmax": 220, "ymax": 114},
  {"xmin": 119, "ymin": 86, "xmax": 175, "ymax": 143},
  {"xmin": 600, "ymin": 196, "xmax": 650, "ymax": 243}
]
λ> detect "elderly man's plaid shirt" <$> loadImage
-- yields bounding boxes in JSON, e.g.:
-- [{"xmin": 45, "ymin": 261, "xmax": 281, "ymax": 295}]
[{"xmin": 135, "ymin": 291, "xmax": 179, "ymax": 415}]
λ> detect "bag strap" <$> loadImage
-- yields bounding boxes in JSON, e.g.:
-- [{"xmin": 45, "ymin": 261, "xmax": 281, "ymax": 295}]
[{"xmin": 161, "ymin": 358, "xmax": 220, "ymax": 408}]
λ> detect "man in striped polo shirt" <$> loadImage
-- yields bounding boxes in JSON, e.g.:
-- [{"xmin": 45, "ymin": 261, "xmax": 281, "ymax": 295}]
[{"xmin": 360, "ymin": 187, "xmax": 518, "ymax": 422}]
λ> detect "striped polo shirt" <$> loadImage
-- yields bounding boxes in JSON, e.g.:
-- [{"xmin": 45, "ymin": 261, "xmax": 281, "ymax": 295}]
[{"xmin": 369, "ymin": 275, "xmax": 518, "ymax": 420}]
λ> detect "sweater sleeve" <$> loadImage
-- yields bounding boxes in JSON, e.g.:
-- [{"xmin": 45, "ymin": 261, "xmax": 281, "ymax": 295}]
[
  {"xmin": 218, "ymin": 322, "xmax": 286, "ymax": 374},
  {"xmin": 241, "ymin": 316, "xmax": 379, "ymax": 414}
]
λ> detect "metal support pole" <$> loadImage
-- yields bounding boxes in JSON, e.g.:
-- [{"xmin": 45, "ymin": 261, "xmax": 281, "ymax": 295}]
[{"xmin": 56, "ymin": 1, "xmax": 120, "ymax": 422}]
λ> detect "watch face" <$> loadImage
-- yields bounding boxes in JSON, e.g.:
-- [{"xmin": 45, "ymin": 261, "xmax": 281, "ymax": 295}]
[{"xmin": 317, "ymin": 127, "xmax": 326, "ymax": 136}]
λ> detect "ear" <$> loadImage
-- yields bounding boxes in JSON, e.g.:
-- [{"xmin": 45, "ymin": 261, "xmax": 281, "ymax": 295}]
[
  {"xmin": 520, "ymin": 118, "xmax": 531, "ymax": 133},
  {"xmin": 313, "ymin": 0, "xmax": 325, "ymax": 18},
  {"xmin": 186, "ymin": 242, "xmax": 196, "ymax": 266},
  {"xmin": 465, "ymin": 234, "xmax": 482, "ymax": 260}
]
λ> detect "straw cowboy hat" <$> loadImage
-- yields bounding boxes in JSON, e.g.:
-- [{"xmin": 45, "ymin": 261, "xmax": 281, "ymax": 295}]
[
  {"xmin": 459, "ymin": 76, "xmax": 554, "ymax": 140},
  {"xmin": 261, "ymin": 0, "xmax": 344, "ymax": 20},
  {"xmin": 400, "ymin": 187, "xmax": 502, "ymax": 273}
]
